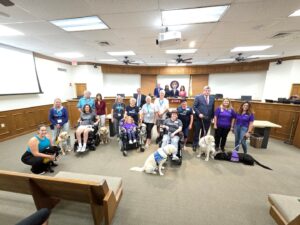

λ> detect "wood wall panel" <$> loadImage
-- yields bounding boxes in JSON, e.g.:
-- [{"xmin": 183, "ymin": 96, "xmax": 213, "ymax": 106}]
[
  {"xmin": 12, "ymin": 112, "xmax": 25, "ymax": 133},
  {"xmin": 0, "ymin": 115, "xmax": 11, "ymax": 138},
  {"xmin": 290, "ymin": 83, "xmax": 300, "ymax": 97},
  {"xmin": 293, "ymin": 117, "xmax": 300, "ymax": 147},
  {"xmin": 190, "ymin": 74, "xmax": 209, "ymax": 96},
  {"xmin": 141, "ymin": 75, "xmax": 157, "ymax": 96}
]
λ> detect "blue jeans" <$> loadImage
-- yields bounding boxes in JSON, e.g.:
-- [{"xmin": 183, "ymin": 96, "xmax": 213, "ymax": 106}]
[
  {"xmin": 234, "ymin": 125, "xmax": 248, "ymax": 153},
  {"xmin": 161, "ymin": 134, "xmax": 179, "ymax": 157}
]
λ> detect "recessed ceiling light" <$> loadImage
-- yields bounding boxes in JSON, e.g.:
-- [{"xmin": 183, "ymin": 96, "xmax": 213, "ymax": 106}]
[
  {"xmin": 98, "ymin": 59, "xmax": 118, "ymax": 62},
  {"xmin": 216, "ymin": 58, "xmax": 235, "ymax": 62},
  {"xmin": 189, "ymin": 41, "xmax": 196, "ymax": 48},
  {"xmin": 289, "ymin": 9, "xmax": 300, "ymax": 17},
  {"xmin": 107, "ymin": 51, "xmax": 136, "ymax": 56},
  {"xmin": 231, "ymin": 45, "xmax": 272, "ymax": 52},
  {"xmin": 162, "ymin": 5, "xmax": 230, "ymax": 26},
  {"xmin": 247, "ymin": 54, "xmax": 279, "ymax": 59},
  {"xmin": 0, "ymin": 25, "xmax": 24, "ymax": 36},
  {"xmin": 50, "ymin": 16, "xmax": 109, "ymax": 32},
  {"xmin": 165, "ymin": 49, "xmax": 197, "ymax": 54},
  {"xmin": 54, "ymin": 52, "xmax": 84, "ymax": 59}
]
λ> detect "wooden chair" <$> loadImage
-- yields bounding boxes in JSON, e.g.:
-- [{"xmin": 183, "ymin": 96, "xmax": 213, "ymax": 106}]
[
  {"xmin": 268, "ymin": 193, "xmax": 300, "ymax": 225},
  {"xmin": 0, "ymin": 170, "xmax": 123, "ymax": 225}
]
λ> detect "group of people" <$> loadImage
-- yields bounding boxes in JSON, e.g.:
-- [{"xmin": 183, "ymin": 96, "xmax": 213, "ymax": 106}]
[
  {"xmin": 154, "ymin": 83, "xmax": 187, "ymax": 98},
  {"xmin": 21, "ymin": 85, "xmax": 255, "ymax": 174}
]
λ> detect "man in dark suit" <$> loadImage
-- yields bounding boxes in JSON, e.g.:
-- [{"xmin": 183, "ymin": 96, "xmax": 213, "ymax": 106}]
[
  {"xmin": 192, "ymin": 86, "xmax": 215, "ymax": 151},
  {"xmin": 153, "ymin": 83, "xmax": 163, "ymax": 98},
  {"xmin": 134, "ymin": 88, "xmax": 146, "ymax": 108}
]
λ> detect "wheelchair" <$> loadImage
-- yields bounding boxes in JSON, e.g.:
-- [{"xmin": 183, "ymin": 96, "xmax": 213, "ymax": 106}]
[
  {"xmin": 74, "ymin": 124, "xmax": 100, "ymax": 152},
  {"xmin": 118, "ymin": 119, "xmax": 147, "ymax": 155}
]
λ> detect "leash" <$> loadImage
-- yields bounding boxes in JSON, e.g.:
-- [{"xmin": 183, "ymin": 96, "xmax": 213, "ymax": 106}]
[
  {"xmin": 54, "ymin": 127, "xmax": 62, "ymax": 145},
  {"xmin": 200, "ymin": 117, "xmax": 208, "ymax": 137}
]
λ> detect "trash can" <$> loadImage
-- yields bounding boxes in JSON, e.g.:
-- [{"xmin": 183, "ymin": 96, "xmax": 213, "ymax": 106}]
[{"xmin": 250, "ymin": 133, "xmax": 264, "ymax": 148}]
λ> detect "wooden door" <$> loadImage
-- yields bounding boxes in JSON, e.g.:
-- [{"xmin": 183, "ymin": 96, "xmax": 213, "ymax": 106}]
[
  {"xmin": 290, "ymin": 84, "xmax": 300, "ymax": 97},
  {"xmin": 190, "ymin": 74, "xmax": 209, "ymax": 97},
  {"xmin": 141, "ymin": 75, "xmax": 157, "ymax": 96},
  {"xmin": 75, "ymin": 83, "xmax": 87, "ymax": 98}
]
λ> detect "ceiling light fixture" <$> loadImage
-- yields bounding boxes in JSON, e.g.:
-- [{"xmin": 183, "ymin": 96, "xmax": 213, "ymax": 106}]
[
  {"xmin": 50, "ymin": 16, "xmax": 109, "ymax": 32},
  {"xmin": 54, "ymin": 52, "xmax": 84, "ymax": 59},
  {"xmin": 0, "ymin": 25, "xmax": 24, "ymax": 36},
  {"xmin": 162, "ymin": 5, "xmax": 230, "ymax": 26},
  {"xmin": 247, "ymin": 54, "xmax": 279, "ymax": 59},
  {"xmin": 107, "ymin": 51, "xmax": 136, "ymax": 56},
  {"xmin": 165, "ymin": 49, "xmax": 197, "ymax": 54},
  {"xmin": 189, "ymin": 41, "xmax": 196, "ymax": 48},
  {"xmin": 289, "ymin": 9, "xmax": 300, "ymax": 17},
  {"xmin": 231, "ymin": 45, "xmax": 272, "ymax": 52},
  {"xmin": 216, "ymin": 58, "xmax": 235, "ymax": 62}
]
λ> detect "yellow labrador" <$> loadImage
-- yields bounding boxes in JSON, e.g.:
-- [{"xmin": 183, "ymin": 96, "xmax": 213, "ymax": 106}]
[
  {"xmin": 130, "ymin": 144, "xmax": 177, "ymax": 176},
  {"xmin": 197, "ymin": 135, "xmax": 216, "ymax": 161},
  {"xmin": 56, "ymin": 131, "xmax": 71, "ymax": 155},
  {"xmin": 99, "ymin": 127, "xmax": 109, "ymax": 144}
]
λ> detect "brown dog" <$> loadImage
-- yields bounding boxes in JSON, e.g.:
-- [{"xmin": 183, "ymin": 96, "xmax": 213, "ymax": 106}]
[{"xmin": 99, "ymin": 127, "xmax": 109, "ymax": 144}]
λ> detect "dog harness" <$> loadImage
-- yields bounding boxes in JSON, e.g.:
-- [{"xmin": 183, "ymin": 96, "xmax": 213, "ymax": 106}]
[
  {"xmin": 230, "ymin": 150, "xmax": 239, "ymax": 162},
  {"xmin": 154, "ymin": 149, "xmax": 167, "ymax": 166}
]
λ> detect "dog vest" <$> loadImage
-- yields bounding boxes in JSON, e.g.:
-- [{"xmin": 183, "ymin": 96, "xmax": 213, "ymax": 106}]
[
  {"xmin": 154, "ymin": 149, "xmax": 167, "ymax": 165},
  {"xmin": 231, "ymin": 150, "xmax": 239, "ymax": 162}
]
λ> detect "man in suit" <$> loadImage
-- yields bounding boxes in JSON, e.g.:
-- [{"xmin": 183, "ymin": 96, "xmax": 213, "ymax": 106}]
[
  {"xmin": 133, "ymin": 88, "xmax": 146, "ymax": 108},
  {"xmin": 192, "ymin": 86, "xmax": 215, "ymax": 151},
  {"xmin": 153, "ymin": 83, "xmax": 163, "ymax": 98}
]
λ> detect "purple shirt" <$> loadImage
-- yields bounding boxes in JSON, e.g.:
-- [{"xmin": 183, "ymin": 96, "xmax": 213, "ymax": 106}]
[
  {"xmin": 122, "ymin": 123, "xmax": 137, "ymax": 131},
  {"xmin": 215, "ymin": 107, "xmax": 236, "ymax": 128},
  {"xmin": 235, "ymin": 113, "xmax": 254, "ymax": 128}
]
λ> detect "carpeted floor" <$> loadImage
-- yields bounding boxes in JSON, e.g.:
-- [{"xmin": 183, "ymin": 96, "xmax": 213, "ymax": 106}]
[{"xmin": 0, "ymin": 129, "xmax": 299, "ymax": 225}]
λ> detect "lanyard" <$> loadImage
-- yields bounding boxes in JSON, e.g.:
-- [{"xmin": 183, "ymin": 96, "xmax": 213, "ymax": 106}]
[
  {"xmin": 146, "ymin": 104, "xmax": 151, "ymax": 113},
  {"xmin": 159, "ymin": 99, "xmax": 164, "ymax": 106}
]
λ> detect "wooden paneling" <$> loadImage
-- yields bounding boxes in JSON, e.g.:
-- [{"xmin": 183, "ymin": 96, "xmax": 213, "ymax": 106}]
[
  {"xmin": 141, "ymin": 75, "xmax": 157, "ymax": 96},
  {"xmin": 75, "ymin": 83, "xmax": 87, "ymax": 98},
  {"xmin": 293, "ymin": 116, "xmax": 300, "ymax": 148},
  {"xmin": 190, "ymin": 74, "xmax": 209, "ymax": 96},
  {"xmin": 101, "ymin": 61, "xmax": 269, "ymax": 75},
  {"xmin": 215, "ymin": 100, "xmax": 300, "ymax": 143},
  {"xmin": 0, "ymin": 104, "xmax": 54, "ymax": 142},
  {"xmin": 290, "ymin": 83, "xmax": 300, "ymax": 97}
]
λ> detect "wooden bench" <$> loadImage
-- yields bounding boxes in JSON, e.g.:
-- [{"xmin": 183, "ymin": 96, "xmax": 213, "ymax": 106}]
[
  {"xmin": 0, "ymin": 170, "xmax": 123, "ymax": 225},
  {"xmin": 268, "ymin": 193, "xmax": 300, "ymax": 225}
]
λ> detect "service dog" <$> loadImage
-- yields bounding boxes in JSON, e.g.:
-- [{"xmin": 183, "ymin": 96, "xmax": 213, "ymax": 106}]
[
  {"xmin": 99, "ymin": 127, "xmax": 109, "ymax": 144},
  {"xmin": 130, "ymin": 144, "xmax": 177, "ymax": 176},
  {"xmin": 197, "ymin": 135, "xmax": 216, "ymax": 161},
  {"xmin": 56, "ymin": 131, "xmax": 71, "ymax": 155},
  {"xmin": 214, "ymin": 151, "xmax": 272, "ymax": 170}
]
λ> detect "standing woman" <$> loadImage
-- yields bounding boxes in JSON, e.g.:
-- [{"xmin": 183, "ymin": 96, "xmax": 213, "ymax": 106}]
[
  {"xmin": 234, "ymin": 101, "xmax": 254, "ymax": 153},
  {"xmin": 140, "ymin": 96, "xmax": 156, "ymax": 148},
  {"xmin": 111, "ymin": 95, "xmax": 126, "ymax": 138},
  {"xmin": 179, "ymin": 85, "xmax": 187, "ymax": 98},
  {"xmin": 95, "ymin": 93, "xmax": 107, "ymax": 127},
  {"xmin": 214, "ymin": 98, "xmax": 236, "ymax": 152},
  {"xmin": 49, "ymin": 98, "xmax": 69, "ymax": 143},
  {"xmin": 21, "ymin": 124, "xmax": 57, "ymax": 174}
]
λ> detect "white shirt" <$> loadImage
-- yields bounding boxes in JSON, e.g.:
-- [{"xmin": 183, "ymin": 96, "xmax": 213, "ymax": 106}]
[
  {"xmin": 154, "ymin": 98, "xmax": 169, "ymax": 120},
  {"xmin": 141, "ymin": 103, "xmax": 155, "ymax": 123}
]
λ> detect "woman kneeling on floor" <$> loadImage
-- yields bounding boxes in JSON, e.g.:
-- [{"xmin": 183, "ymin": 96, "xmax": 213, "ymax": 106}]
[{"xmin": 21, "ymin": 124, "xmax": 58, "ymax": 174}]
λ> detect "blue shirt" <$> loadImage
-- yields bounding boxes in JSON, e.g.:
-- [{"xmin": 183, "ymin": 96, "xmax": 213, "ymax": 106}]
[
  {"xmin": 26, "ymin": 135, "xmax": 51, "ymax": 153},
  {"xmin": 77, "ymin": 97, "xmax": 95, "ymax": 110}
]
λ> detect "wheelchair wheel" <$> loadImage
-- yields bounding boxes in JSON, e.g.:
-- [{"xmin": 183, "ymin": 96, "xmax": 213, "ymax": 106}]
[
  {"xmin": 95, "ymin": 134, "xmax": 100, "ymax": 146},
  {"xmin": 89, "ymin": 145, "xmax": 96, "ymax": 151},
  {"xmin": 140, "ymin": 147, "xmax": 145, "ymax": 152}
]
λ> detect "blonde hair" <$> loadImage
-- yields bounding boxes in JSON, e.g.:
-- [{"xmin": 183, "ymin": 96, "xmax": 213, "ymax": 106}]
[
  {"xmin": 53, "ymin": 98, "xmax": 62, "ymax": 107},
  {"xmin": 220, "ymin": 98, "xmax": 233, "ymax": 112}
]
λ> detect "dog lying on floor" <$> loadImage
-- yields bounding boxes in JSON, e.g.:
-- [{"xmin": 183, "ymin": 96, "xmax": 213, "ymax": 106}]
[
  {"xmin": 197, "ymin": 135, "xmax": 216, "ymax": 161},
  {"xmin": 214, "ymin": 151, "xmax": 272, "ymax": 170},
  {"xmin": 56, "ymin": 132, "xmax": 71, "ymax": 155},
  {"xmin": 130, "ymin": 144, "xmax": 177, "ymax": 176},
  {"xmin": 99, "ymin": 127, "xmax": 109, "ymax": 144}
]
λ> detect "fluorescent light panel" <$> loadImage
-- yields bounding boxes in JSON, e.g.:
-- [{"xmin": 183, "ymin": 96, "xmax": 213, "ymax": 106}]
[
  {"xmin": 165, "ymin": 49, "xmax": 197, "ymax": 54},
  {"xmin": 216, "ymin": 58, "xmax": 235, "ymax": 62},
  {"xmin": 54, "ymin": 52, "xmax": 84, "ymax": 58},
  {"xmin": 247, "ymin": 54, "xmax": 279, "ymax": 59},
  {"xmin": 289, "ymin": 9, "xmax": 300, "ymax": 17},
  {"xmin": 168, "ymin": 63, "xmax": 187, "ymax": 66},
  {"xmin": 50, "ymin": 16, "xmax": 108, "ymax": 31},
  {"xmin": 231, "ymin": 45, "xmax": 272, "ymax": 52},
  {"xmin": 0, "ymin": 25, "xmax": 24, "ymax": 36},
  {"xmin": 162, "ymin": 5, "xmax": 230, "ymax": 26},
  {"xmin": 107, "ymin": 51, "xmax": 135, "ymax": 56}
]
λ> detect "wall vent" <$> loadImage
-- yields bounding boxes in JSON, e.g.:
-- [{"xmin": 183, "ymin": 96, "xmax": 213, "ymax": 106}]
[{"xmin": 57, "ymin": 68, "xmax": 67, "ymax": 72}]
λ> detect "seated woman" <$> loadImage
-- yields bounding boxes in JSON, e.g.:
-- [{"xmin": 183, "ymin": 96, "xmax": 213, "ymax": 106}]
[
  {"xmin": 21, "ymin": 124, "xmax": 57, "ymax": 174},
  {"xmin": 122, "ymin": 116, "xmax": 137, "ymax": 144},
  {"xmin": 76, "ymin": 104, "xmax": 99, "ymax": 152},
  {"xmin": 161, "ymin": 110, "xmax": 182, "ymax": 160}
]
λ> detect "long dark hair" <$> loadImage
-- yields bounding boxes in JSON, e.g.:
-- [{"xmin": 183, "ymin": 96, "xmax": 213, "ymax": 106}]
[
  {"xmin": 180, "ymin": 85, "xmax": 185, "ymax": 91},
  {"xmin": 238, "ymin": 101, "xmax": 253, "ymax": 115},
  {"xmin": 82, "ymin": 104, "xmax": 92, "ymax": 113},
  {"xmin": 96, "ymin": 93, "xmax": 102, "ymax": 101}
]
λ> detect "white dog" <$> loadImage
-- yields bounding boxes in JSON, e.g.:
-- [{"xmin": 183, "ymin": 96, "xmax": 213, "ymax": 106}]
[
  {"xmin": 99, "ymin": 126, "xmax": 109, "ymax": 144},
  {"xmin": 197, "ymin": 135, "xmax": 216, "ymax": 161},
  {"xmin": 130, "ymin": 144, "xmax": 177, "ymax": 176},
  {"xmin": 56, "ymin": 131, "xmax": 71, "ymax": 155}
]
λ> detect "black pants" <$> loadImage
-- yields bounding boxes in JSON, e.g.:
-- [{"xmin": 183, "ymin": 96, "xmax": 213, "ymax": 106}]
[
  {"xmin": 21, "ymin": 147, "xmax": 58, "ymax": 174},
  {"xmin": 214, "ymin": 127, "xmax": 230, "ymax": 151},
  {"xmin": 144, "ymin": 122, "xmax": 154, "ymax": 139},
  {"xmin": 16, "ymin": 208, "xmax": 50, "ymax": 225},
  {"xmin": 193, "ymin": 118, "xmax": 211, "ymax": 147}
]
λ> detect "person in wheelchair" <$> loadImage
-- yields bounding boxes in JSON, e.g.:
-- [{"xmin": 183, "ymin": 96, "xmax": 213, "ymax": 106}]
[
  {"xmin": 75, "ymin": 104, "xmax": 100, "ymax": 152},
  {"xmin": 160, "ymin": 110, "xmax": 183, "ymax": 161},
  {"xmin": 122, "ymin": 116, "xmax": 137, "ymax": 144}
]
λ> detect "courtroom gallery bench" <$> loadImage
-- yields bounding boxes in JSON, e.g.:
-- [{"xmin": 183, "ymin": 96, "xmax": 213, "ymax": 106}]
[{"xmin": 0, "ymin": 170, "xmax": 123, "ymax": 225}]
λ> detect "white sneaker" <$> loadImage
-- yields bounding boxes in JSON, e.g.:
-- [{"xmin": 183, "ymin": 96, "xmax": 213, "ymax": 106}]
[
  {"xmin": 133, "ymin": 139, "xmax": 137, "ymax": 143},
  {"xmin": 77, "ymin": 146, "xmax": 82, "ymax": 152},
  {"xmin": 81, "ymin": 145, "xmax": 86, "ymax": 152},
  {"xmin": 129, "ymin": 140, "xmax": 133, "ymax": 144},
  {"xmin": 172, "ymin": 155, "xmax": 179, "ymax": 161}
]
